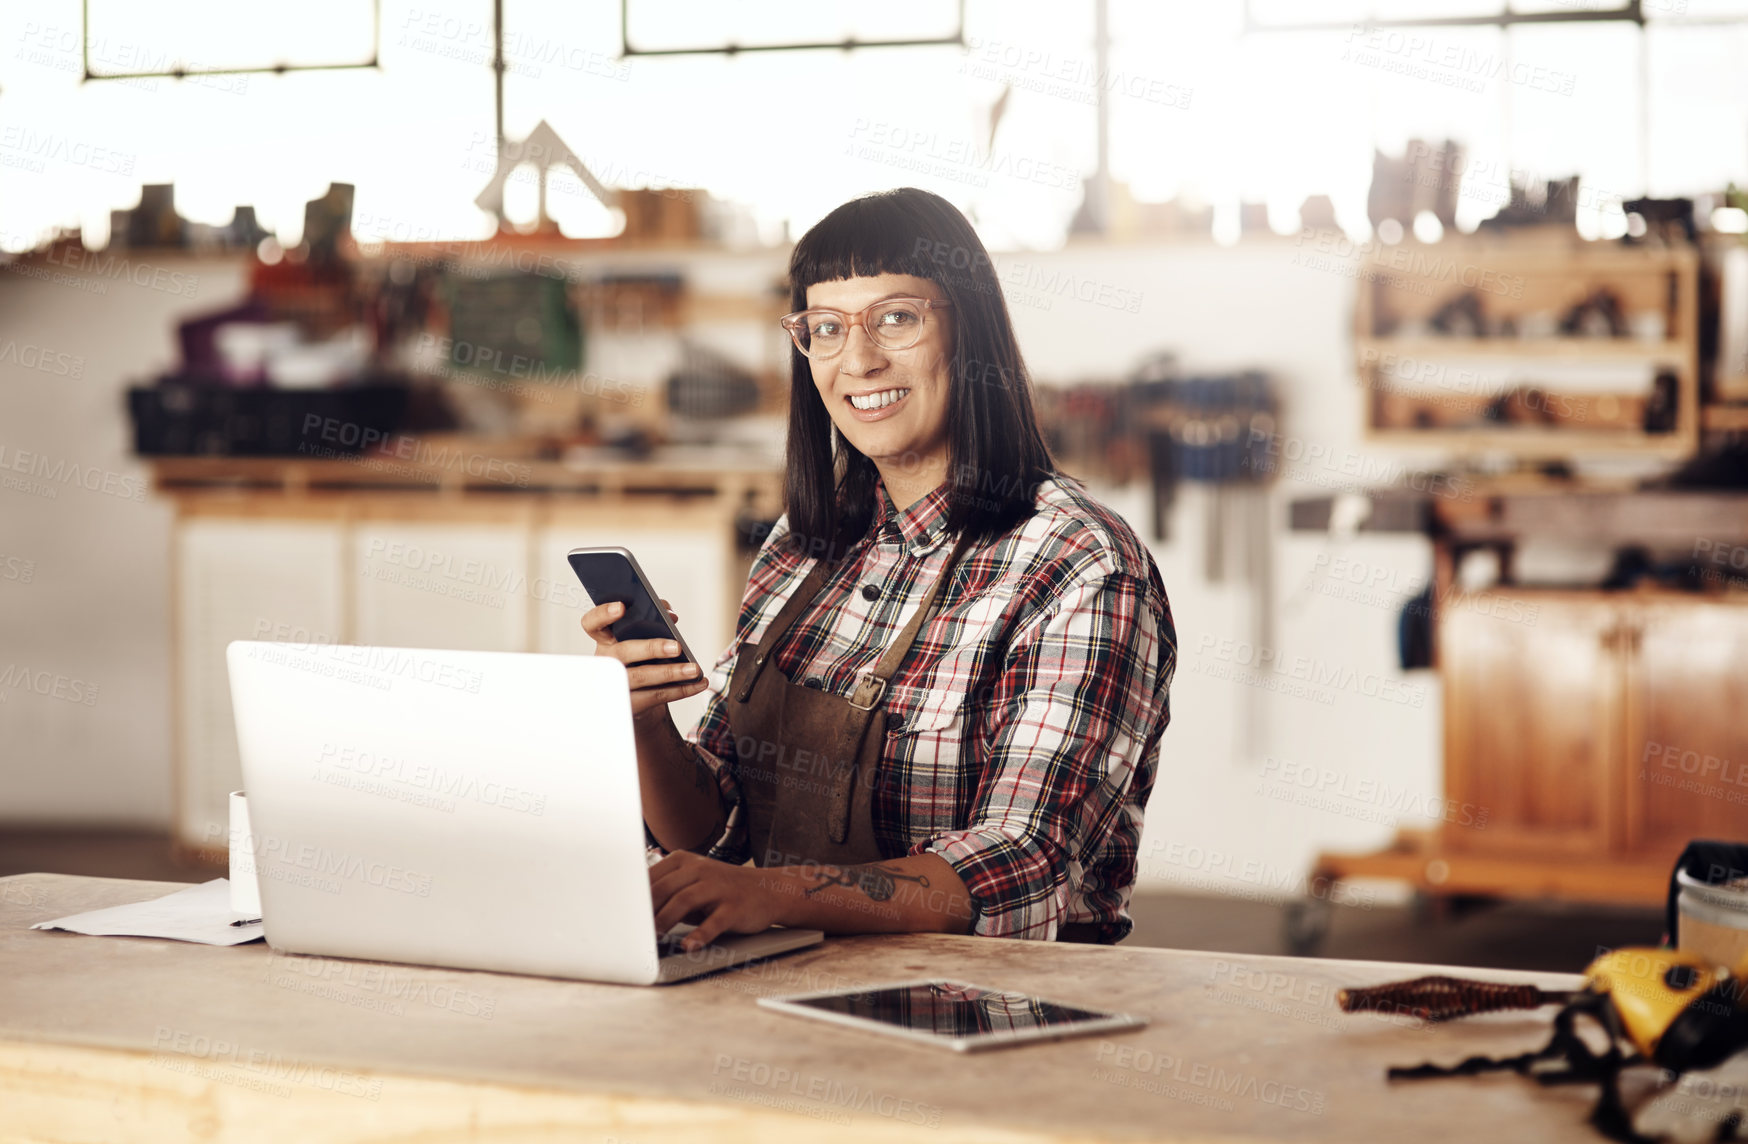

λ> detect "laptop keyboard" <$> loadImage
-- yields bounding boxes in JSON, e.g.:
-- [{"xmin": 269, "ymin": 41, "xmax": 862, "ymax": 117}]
[{"xmin": 658, "ymin": 929, "xmax": 732, "ymax": 961}]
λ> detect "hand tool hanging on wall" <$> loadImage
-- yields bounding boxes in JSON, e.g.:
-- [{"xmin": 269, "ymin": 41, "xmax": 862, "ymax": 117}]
[
  {"xmin": 1034, "ymin": 363, "xmax": 1278, "ymax": 758},
  {"xmin": 1134, "ymin": 364, "xmax": 1277, "ymax": 758},
  {"xmin": 1133, "ymin": 362, "xmax": 1277, "ymax": 551}
]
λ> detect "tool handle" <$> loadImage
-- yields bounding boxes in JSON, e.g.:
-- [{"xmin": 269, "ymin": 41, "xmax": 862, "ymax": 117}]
[{"xmin": 1337, "ymin": 976, "xmax": 1557, "ymax": 1022}]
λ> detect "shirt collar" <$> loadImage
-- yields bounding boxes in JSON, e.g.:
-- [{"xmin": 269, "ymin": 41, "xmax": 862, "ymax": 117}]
[{"xmin": 872, "ymin": 480, "xmax": 951, "ymax": 556}]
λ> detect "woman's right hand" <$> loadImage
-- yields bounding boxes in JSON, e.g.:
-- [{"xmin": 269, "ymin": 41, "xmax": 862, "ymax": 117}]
[{"xmin": 582, "ymin": 599, "xmax": 709, "ymax": 724}]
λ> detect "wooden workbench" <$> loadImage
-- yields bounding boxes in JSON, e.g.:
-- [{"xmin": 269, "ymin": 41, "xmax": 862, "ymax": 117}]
[{"xmin": 2, "ymin": 873, "xmax": 1614, "ymax": 1143}]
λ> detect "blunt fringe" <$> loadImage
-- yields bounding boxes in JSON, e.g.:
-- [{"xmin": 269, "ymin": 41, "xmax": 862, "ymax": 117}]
[{"xmin": 782, "ymin": 187, "xmax": 1057, "ymax": 562}]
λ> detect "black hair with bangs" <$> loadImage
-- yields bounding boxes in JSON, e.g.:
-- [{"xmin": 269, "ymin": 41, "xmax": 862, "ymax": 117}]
[{"xmin": 782, "ymin": 187, "xmax": 1057, "ymax": 562}]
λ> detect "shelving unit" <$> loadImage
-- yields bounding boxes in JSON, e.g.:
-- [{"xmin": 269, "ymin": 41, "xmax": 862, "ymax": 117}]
[
  {"xmin": 1354, "ymin": 236, "xmax": 1701, "ymax": 459},
  {"xmin": 1308, "ymin": 236, "xmax": 1742, "ymax": 948},
  {"xmin": 368, "ymin": 234, "xmax": 794, "ymax": 426}
]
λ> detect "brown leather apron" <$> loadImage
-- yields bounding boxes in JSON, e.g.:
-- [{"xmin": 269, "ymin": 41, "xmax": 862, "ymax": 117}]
[
  {"xmin": 728, "ymin": 535, "xmax": 971, "ymax": 869},
  {"xmin": 723, "ymin": 531, "xmax": 1108, "ymax": 945}
]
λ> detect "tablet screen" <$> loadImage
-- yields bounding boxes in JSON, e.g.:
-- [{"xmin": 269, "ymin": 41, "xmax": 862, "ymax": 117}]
[{"xmin": 783, "ymin": 980, "xmax": 1117, "ymax": 1037}]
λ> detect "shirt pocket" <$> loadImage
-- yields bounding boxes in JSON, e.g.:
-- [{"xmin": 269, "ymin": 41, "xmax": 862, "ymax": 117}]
[
  {"xmin": 879, "ymin": 682, "xmax": 969, "ymax": 835},
  {"xmin": 881, "ymin": 682, "xmax": 965, "ymax": 740}
]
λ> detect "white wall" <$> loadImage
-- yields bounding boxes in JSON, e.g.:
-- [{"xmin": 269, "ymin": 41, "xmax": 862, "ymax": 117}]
[
  {"xmin": 0, "ymin": 239, "xmax": 1442, "ymax": 907},
  {"xmin": 995, "ymin": 239, "xmax": 1441, "ymax": 898},
  {"xmin": 0, "ymin": 255, "xmax": 251, "ymax": 823}
]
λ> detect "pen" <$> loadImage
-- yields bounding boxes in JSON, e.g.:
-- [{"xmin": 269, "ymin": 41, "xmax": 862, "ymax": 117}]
[{"xmin": 230, "ymin": 917, "xmax": 262, "ymax": 927}]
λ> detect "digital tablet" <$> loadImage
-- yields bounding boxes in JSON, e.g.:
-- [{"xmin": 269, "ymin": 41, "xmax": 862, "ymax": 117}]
[{"xmin": 756, "ymin": 979, "xmax": 1146, "ymax": 1052}]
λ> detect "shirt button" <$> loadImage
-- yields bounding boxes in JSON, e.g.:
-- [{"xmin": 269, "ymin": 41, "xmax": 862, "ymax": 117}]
[
  {"xmin": 886, "ymin": 713, "xmax": 905, "ymax": 732},
  {"xmin": 860, "ymin": 583, "xmax": 880, "ymax": 601},
  {"xmin": 804, "ymin": 676, "xmax": 823, "ymax": 689}
]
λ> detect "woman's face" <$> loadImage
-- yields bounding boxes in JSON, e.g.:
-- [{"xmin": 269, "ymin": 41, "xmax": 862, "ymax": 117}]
[{"xmin": 805, "ymin": 272, "xmax": 953, "ymax": 483}]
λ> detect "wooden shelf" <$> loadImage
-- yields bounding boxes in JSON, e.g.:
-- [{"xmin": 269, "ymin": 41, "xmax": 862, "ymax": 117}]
[
  {"xmin": 1313, "ymin": 829, "xmax": 1670, "ymax": 907},
  {"xmin": 678, "ymin": 292, "xmax": 787, "ymax": 324},
  {"xmin": 1358, "ymin": 335, "xmax": 1689, "ymax": 363},
  {"xmin": 1432, "ymin": 488, "xmax": 1748, "ymax": 545},
  {"xmin": 1703, "ymin": 405, "xmax": 1748, "ymax": 432},
  {"xmin": 1355, "ymin": 238, "xmax": 1701, "ymax": 459},
  {"xmin": 1365, "ymin": 428, "xmax": 1693, "ymax": 457},
  {"xmin": 146, "ymin": 453, "xmax": 782, "ymax": 508},
  {"xmin": 362, "ymin": 234, "xmax": 779, "ymax": 258}
]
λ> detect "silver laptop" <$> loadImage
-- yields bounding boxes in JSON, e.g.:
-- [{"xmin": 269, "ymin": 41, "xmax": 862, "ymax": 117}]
[{"xmin": 225, "ymin": 640, "xmax": 822, "ymax": 985}]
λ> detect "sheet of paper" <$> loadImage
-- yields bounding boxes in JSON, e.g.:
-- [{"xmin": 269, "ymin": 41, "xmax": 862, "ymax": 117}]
[{"xmin": 31, "ymin": 878, "xmax": 264, "ymax": 946}]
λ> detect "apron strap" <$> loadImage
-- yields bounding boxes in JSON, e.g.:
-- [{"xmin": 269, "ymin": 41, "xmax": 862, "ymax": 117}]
[
  {"xmin": 733, "ymin": 555, "xmax": 838, "ymax": 703},
  {"xmin": 821, "ymin": 533, "xmax": 975, "ymax": 843},
  {"xmin": 843, "ymin": 533, "xmax": 974, "ymax": 712}
]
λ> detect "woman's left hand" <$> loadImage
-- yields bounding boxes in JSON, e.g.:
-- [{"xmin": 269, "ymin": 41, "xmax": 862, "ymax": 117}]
[{"xmin": 649, "ymin": 851, "xmax": 785, "ymax": 950}]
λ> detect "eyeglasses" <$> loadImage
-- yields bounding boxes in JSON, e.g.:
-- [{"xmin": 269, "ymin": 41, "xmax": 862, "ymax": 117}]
[{"xmin": 778, "ymin": 297, "xmax": 951, "ymax": 360}]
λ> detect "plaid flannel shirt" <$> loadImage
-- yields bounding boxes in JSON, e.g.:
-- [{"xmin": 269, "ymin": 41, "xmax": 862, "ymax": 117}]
[{"xmin": 682, "ymin": 475, "xmax": 1176, "ymax": 942}]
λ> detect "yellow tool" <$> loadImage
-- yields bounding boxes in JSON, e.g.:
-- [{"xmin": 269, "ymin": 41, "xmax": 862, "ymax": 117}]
[
  {"xmin": 1588, "ymin": 948, "xmax": 1741, "ymax": 1070},
  {"xmin": 1337, "ymin": 947, "xmax": 1748, "ymax": 1143}
]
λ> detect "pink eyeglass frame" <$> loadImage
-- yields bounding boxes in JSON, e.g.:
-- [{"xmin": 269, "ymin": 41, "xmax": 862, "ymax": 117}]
[{"xmin": 777, "ymin": 297, "xmax": 952, "ymax": 359}]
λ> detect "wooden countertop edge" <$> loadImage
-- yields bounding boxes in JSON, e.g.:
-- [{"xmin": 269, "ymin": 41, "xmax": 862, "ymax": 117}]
[
  {"xmin": 0, "ymin": 1037, "xmax": 1146, "ymax": 1144},
  {"xmin": 141, "ymin": 455, "xmax": 786, "ymax": 505}
]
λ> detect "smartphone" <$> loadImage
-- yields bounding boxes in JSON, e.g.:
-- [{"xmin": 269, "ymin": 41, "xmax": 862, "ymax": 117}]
[{"xmin": 567, "ymin": 547, "xmax": 698, "ymax": 667}]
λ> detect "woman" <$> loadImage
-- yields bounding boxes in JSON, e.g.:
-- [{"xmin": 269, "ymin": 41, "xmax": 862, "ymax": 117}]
[{"xmin": 585, "ymin": 187, "xmax": 1175, "ymax": 950}]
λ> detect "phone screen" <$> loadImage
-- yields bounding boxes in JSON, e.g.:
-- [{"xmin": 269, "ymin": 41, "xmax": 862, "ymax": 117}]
[{"xmin": 567, "ymin": 551, "xmax": 690, "ymax": 665}]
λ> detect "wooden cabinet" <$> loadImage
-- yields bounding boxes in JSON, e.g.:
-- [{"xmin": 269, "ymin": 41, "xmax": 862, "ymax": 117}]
[
  {"xmin": 1441, "ymin": 595, "xmax": 1621, "ymax": 858},
  {"xmin": 175, "ymin": 518, "xmax": 346, "ymax": 852},
  {"xmin": 1625, "ymin": 600, "xmax": 1748, "ymax": 856},
  {"xmin": 1438, "ymin": 591, "xmax": 1748, "ymax": 894},
  {"xmin": 169, "ymin": 495, "xmax": 756, "ymax": 854},
  {"xmin": 353, "ymin": 521, "xmax": 533, "ymax": 652},
  {"xmin": 1315, "ymin": 590, "xmax": 1748, "ymax": 912}
]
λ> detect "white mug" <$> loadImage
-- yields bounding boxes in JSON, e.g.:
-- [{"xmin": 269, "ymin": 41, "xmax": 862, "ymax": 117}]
[{"xmin": 228, "ymin": 790, "xmax": 261, "ymax": 916}]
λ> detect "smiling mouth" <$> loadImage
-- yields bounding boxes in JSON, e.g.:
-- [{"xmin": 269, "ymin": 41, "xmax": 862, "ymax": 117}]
[{"xmin": 847, "ymin": 388, "xmax": 911, "ymax": 411}]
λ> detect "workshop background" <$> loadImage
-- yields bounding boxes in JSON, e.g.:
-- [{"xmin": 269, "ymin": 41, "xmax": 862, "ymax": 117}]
[{"xmin": 5, "ymin": 0, "xmax": 1748, "ymax": 969}]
